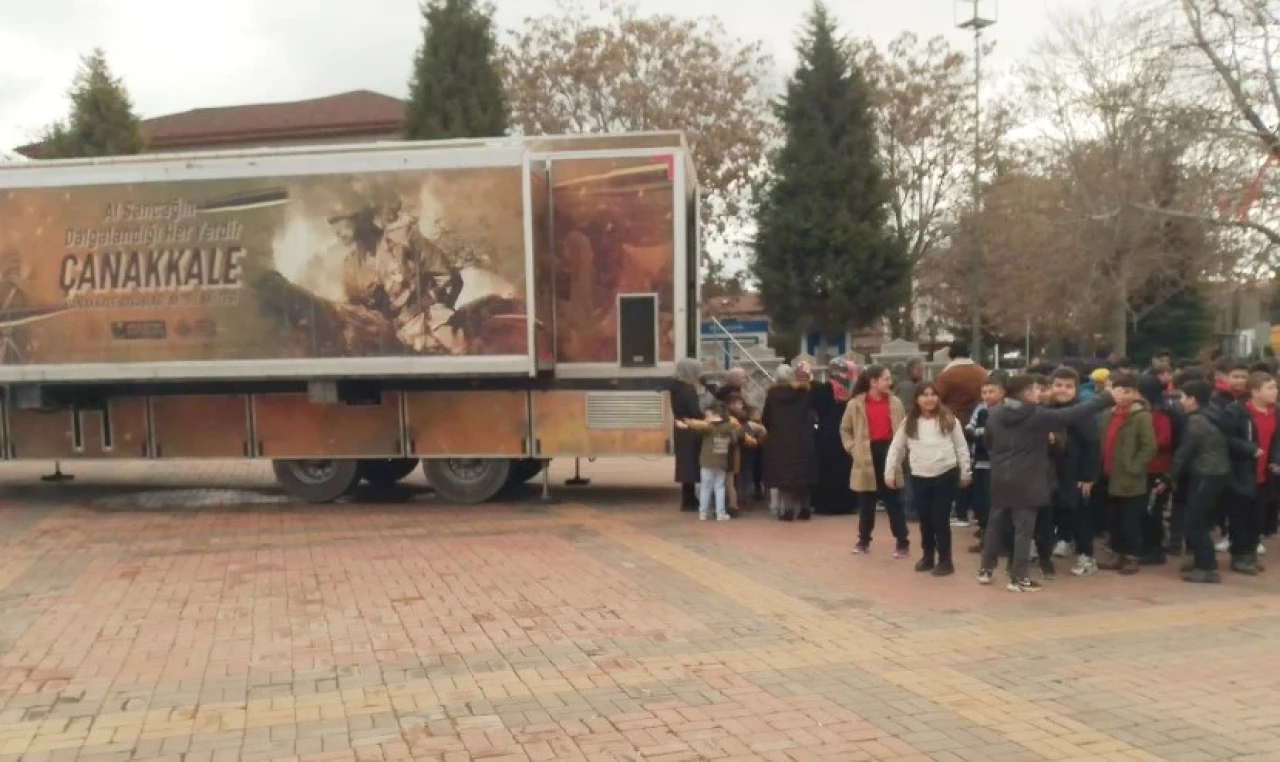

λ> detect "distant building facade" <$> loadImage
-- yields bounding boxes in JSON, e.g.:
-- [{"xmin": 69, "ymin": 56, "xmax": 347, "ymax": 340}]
[{"xmin": 17, "ymin": 90, "xmax": 405, "ymax": 157}]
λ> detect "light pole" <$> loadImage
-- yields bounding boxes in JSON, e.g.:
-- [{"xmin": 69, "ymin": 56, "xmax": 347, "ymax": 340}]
[{"xmin": 956, "ymin": 0, "xmax": 995, "ymax": 362}]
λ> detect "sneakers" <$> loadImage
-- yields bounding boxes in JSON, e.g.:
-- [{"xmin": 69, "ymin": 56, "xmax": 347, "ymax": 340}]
[
  {"xmin": 1040, "ymin": 559, "xmax": 1057, "ymax": 581},
  {"xmin": 914, "ymin": 556, "xmax": 936, "ymax": 572},
  {"xmin": 977, "ymin": 568, "xmax": 994, "ymax": 585},
  {"xmin": 716, "ymin": 514, "xmax": 731, "ymax": 522},
  {"xmin": 1182, "ymin": 569, "xmax": 1222, "ymax": 583},
  {"xmin": 892, "ymin": 546, "xmax": 909, "ymax": 559},
  {"xmin": 1007, "ymin": 578, "xmax": 1043, "ymax": 592},
  {"xmin": 931, "ymin": 560, "xmax": 955, "ymax": 577},
  {"xmin": 699, "ymin": 513, "xmax": 710, "ymax": 521},
  {"xmin": 1215, "ymin": 537, "xmax": 1230, "ymax": 553},
  {"xmin": 950, "ymin": 517, "xmax": 970, "ymax": 528},
  {"xmin": 852, "ymin": 543, "xmax": 870, "ymax": 555},
  {"xmin": 1052, "ymin": 540, "xmax": 1071, "ymax": 558},
  {"xmin": 1231, "ymin": 557, "xmax": 1260, "ymax": 576},
  {"xmin": 1070, "ymin": 555, "xmax": 1098, "ymax": 577},
  {"xmin": 1259, "ymin": 542, "xmax": 1267, "ymax": 556},
  {"xmin": 1096, "ymin": 553, "xmax": 1124, "ymax": 571}
]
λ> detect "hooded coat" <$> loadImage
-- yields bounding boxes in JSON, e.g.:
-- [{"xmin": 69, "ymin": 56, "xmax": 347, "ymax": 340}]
[
  {"xmin": 984, "ymin": 393, "xmax": 1114, "ymax": 510},
  {"xmin": 670, "ymin": 359, "xmax": 705, "ymax": 484},
  {"xmin": 761, "ymin": 382, "xmax": 820, "ymax": 493},
  {"xmin": 1097, "ymin": 401, "xmax": 1158, "ymax": 497},
  {"xmin": 810, "ymin": 379, "xmax": 856, "ymax": 512}
]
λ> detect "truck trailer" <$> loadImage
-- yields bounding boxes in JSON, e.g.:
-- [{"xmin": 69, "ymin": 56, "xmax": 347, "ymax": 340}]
[{"xmin": 0, "ymin": 132, "xmax": 701, "ymax": 504}]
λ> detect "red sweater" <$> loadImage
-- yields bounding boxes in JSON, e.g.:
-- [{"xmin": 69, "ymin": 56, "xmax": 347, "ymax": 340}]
[
  {"xmin": 1103, "ymin": 409, "xmax": 1127, "ymax": 476},
  {"xmin": 1248, "ymin": 402, "xmax": 1276, "ymax": 484},
  {"xmin": 1146, "ymin": 410, "xmax": 1173, "ymax": 475},
  {"xmin": 865, "ymin": 393, "xmax": 893, "ymax": 442}
]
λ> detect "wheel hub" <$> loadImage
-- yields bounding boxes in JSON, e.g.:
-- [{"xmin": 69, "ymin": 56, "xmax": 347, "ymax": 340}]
[
  {"xmin": 290, "ymin": 460, "xmax": 336, "ymax": 484},
  {"xmin": 441, "ymin": 458, "xmax": 492, "ymax": 484}
]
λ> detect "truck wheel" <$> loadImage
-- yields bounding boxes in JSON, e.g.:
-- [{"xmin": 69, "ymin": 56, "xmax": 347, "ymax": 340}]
[
  {"xmin": 360, "ymin": 458, "xmax": 419, "ymax": 488},
  {"xmin": 505, "ymin": 458, "xmax": 547, "ymax": 488},
  {"xmin": 423, "ymin": 458, "xmax": 511, "ymax": 504},
  {"xmin": 272, "ymin": 459, "xmax": 361, "ymax": 503}
]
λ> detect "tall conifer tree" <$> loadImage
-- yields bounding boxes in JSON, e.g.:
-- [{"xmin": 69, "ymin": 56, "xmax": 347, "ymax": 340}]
[
  {"xmin": 404, "ymin": 0, "xmax": 508, "ymax": 139},
  {"xmin": 41, "ymin": 49, "xmax": 144, "ymax": 158},
  {"xmin": 752, "ymin": 2, "xmax": 909, "ymax": 335}
]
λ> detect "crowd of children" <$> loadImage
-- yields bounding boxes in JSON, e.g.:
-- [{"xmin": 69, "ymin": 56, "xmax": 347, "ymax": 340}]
[{"xmin": 670, "ymin": 347, "xmax": 1280, "ymax": 593}]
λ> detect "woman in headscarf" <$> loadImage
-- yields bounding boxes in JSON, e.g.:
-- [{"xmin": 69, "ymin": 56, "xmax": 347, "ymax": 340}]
[
  {"xmin": 762, "ymin": 361, "xmax": 821, "ymax": 520},
  {"xmin": 671, "ymin": 357, "xmax": 704, "ymax": 511},
  {"xmin": 810, "ymin": 357, "xmax": 857, "ymax": 515},
  {"xmin": 711, "ymin": 368, "xmax": 748, "ymax": 403}
]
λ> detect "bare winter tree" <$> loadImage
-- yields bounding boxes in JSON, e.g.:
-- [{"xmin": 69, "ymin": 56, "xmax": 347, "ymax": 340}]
[
  {"xmin": 853, "ymin": 34, "xmax": 995, "ymax": 340},
  {"xmin": 500, "ymin": 0, "xmax": 777, "ymax": 285},
  {"xmin": 995, "ymin": 6, "xmax": 1224, "ymax": 353},
  {"xmin": 1173, "ymin": 0, "xmax": 1280, "ymax": 260}
]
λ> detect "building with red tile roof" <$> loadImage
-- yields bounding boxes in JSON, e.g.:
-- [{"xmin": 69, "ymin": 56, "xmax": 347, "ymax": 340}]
[{"xmin": 17, "ymin": 90, "xmax": 405, "ymax": 157}]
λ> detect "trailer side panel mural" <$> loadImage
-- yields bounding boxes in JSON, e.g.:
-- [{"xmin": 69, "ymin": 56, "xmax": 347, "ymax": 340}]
[{"xmin": 0, "ymin": 166, "xmax": 528, "ymax": 367}]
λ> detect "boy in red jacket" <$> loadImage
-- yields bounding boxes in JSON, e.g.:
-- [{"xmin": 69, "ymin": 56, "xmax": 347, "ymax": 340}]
[
  {"xmin": 1139, "ymin": 374, "xmax": 1176, "ymax": 564},
  {"xmin": 1244, "ymin": 372, "xmax": 1280, "ymax": 562}
]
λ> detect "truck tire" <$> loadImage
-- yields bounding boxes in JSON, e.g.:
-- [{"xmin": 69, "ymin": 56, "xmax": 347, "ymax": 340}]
[
  {"xmin": 505, "ymin": 458, "xmax": 547, "ymax": 488},
  {"xmin": 272, "ymin": 459, "xmax": 362, "ymax": 503},
  {"xmin": 359, "ymin": 458, "xmax": 420, "ymax": 488},
  {"xmin": 423, "ymin": 458, "xmax": 511, "ymax": 504}
]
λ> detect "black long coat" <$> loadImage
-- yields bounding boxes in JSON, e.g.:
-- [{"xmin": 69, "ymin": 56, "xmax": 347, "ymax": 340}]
[
  {"xmin": 809, "ymin": 382, "xmax": 856, "ymax": 513},
  {"xmin": 670, "ymin": 379, "xmax": 703, "ymax": 484},
  {"xmin": 761, "ymin": 384, "xmax": 820, "ymax": 493}
]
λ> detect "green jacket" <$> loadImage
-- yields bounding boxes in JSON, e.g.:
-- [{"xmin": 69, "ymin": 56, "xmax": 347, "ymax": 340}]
[
  {"xmin": 1168, "ymin": 409, "xmax": 1230, "ymax": 479},
  {"xmin": 686, "ymin": 418, "xmax": 752, "ymax": 471},
  {"xmin": 1099, "ymin": 402, "xmax": 1157, "ymax": 497}
]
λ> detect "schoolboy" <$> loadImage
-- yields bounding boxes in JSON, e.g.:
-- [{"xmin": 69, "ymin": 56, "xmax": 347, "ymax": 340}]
[
  {"xmin": 1161, "ymin": 380, "xmax": 1231, "ymax": 582},
  {"xmin": 965, "ymin": 375, "xmax": 1004, "ymax": 553},
  {"xmin": 979, "ymin": 375, "xmax": 1113, "ymax": 592},
  {"xmin": 1044, "ymin": 367, "xmax": 1102, "ymax": 577},
  {"xmin": 1096, "ymin": 373, "xmax": 1157, "ymax": 575}
]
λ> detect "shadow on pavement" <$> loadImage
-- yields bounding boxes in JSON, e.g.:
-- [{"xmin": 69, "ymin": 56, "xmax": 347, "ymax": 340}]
[{"xmin": 0, "ymin": 478, "xmax": 682, "ymax": 514}]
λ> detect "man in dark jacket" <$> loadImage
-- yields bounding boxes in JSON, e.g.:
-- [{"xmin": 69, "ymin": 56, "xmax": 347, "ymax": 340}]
[
  {"xmin": 1045, "ymin": 367, "xmax": 1102, "ymax": 577},
  {"xmin": 979, "ymin": 374, "xmax": 1114, "ymax": 592}
]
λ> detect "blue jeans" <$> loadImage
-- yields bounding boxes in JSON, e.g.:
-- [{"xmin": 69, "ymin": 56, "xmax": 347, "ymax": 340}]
[{"xmin": 699, "ymin": 467, "xmax": 728, "ymax": 519}]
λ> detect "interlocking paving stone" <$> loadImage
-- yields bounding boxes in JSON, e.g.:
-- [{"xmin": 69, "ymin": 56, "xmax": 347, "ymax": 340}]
[{"xmin": 2, "ymin": 458, "xmax": 1280, "ymax": 760}]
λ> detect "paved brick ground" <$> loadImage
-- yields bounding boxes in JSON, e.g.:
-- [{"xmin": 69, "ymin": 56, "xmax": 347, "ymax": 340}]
[{"xmin": 1, "ymin": 458, "xmax": 1280, "ymax": 761}]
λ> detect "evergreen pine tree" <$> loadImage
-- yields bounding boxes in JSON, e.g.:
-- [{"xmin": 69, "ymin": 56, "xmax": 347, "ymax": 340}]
[
  {"xmin": 404, "ymin": 0, "xmax": 508, "ymax": 140},
  {"xmin": 41, "ymin": 49, "xmax": 144, "ymax": 158},
  {"xmin": 1129, "ymin": 286, "xmax": 1210, "ymax": 362},
  {"xmin": 751, "ymin": 1, "xmax": 909, "ymax": 335}
]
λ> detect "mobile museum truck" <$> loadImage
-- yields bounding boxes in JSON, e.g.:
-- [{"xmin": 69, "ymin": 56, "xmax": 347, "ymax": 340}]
[{"xmin": 0, "ymin": 132, "xmax": 701, "ymax": 503}]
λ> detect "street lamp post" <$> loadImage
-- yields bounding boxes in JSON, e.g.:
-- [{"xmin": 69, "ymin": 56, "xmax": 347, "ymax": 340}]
[{"xmin": 956, "ymin": 0, "xmax": 996, "ymax": 362}]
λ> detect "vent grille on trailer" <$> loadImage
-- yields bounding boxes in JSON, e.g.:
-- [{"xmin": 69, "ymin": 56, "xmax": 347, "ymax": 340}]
[{"xmin": 585, "ymin": 392, "xmax": 666, "ymax": 430}]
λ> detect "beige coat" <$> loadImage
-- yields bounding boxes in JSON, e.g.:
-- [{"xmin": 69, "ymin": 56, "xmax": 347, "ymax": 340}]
[{"xmin": 839, "ymin": 393, "xmax": 907, "ymax": 493}]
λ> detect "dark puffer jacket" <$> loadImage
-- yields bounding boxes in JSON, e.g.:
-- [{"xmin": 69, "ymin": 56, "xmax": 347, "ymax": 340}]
[{"xmin": 985, "ymin": 393, "xmax": 1114, "ymax": 511}]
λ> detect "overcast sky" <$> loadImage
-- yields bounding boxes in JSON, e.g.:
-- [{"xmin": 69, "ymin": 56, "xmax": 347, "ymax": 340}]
[{"xmin": 0, "ymin": 0, "xmax": 1121, "ymax": 154}]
